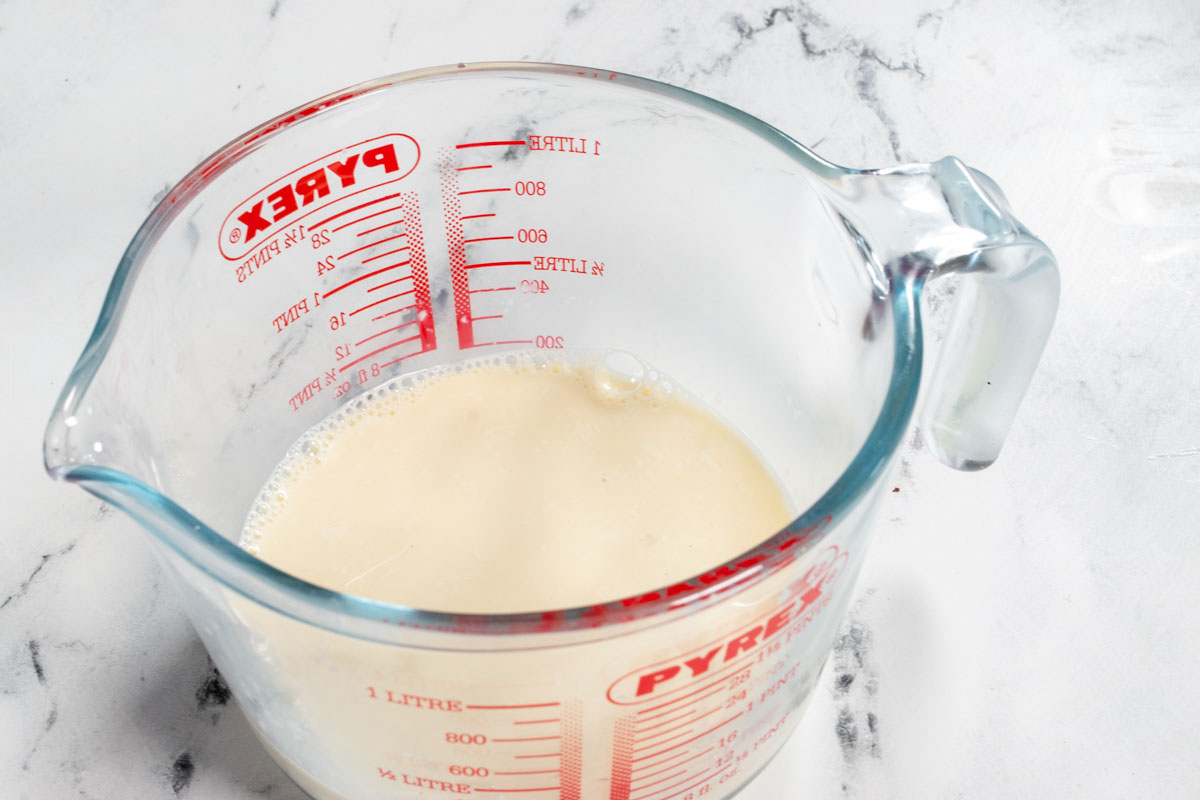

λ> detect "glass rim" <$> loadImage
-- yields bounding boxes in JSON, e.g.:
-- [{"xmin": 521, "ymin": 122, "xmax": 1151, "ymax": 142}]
[{"xmin": 44, "ymin": 61, "xmax": 925, "ymax": 641}]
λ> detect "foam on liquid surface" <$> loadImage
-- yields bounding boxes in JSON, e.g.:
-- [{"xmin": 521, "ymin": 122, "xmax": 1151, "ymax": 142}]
[{"xmin": 241, "ymin": 352, "xmax": 792, "ymax": 613}]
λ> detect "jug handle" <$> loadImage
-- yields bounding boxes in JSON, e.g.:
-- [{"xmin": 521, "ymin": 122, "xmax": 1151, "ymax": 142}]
[{"xmin": 908, "ymin": 157, "xmax": 1060, "ymax": 470}]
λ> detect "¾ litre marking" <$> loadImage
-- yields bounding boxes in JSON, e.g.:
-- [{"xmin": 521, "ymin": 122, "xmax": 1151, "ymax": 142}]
[
  {"xmin": 514, "ymin": 753, "xmax": 561, "ymax": 760},
  {"xmin": 457, "ymin": 164, "xmax": 492, "ymax": 171},
  {"xmin": 491, "ymin": 736, "xmax": 561, "ymax": 743},
  {"xmin": 456, "ymin": 140, "xmax": 527, "ymax": 148},
  {"xmin": 460, "ymin": 213, "xmax": 496, "ymax": 221},
  {"xmin": 514, "ymin": 718, "xmax": 560, "ymax": 726},
  {"xmin": 459, "ymin": 187, "xmax": 511, "ymax": 196}
]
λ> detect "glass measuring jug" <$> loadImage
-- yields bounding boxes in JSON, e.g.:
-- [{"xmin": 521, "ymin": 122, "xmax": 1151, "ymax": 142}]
[{"xmin": 43, "ymin": 63, "xmax": 1058, "ymax": 799}]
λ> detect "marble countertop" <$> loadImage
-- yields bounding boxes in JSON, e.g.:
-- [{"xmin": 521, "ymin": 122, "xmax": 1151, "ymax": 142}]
[{"xmin": 4, "ymin": 0, "xmax": 1199, "ymax": 797}]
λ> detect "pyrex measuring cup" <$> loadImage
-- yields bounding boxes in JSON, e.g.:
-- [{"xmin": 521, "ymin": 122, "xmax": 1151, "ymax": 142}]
[{"xmin": 43, "ymin": 63, "xmax": 1058, "ymax": 799}]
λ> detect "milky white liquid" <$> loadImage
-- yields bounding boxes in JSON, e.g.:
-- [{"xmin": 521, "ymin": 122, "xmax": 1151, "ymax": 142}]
[{"xmin": 241, "ymin": 353, "xmax": 792, "ymax": 613}]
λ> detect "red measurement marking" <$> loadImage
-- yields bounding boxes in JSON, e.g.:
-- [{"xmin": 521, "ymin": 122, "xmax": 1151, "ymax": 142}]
[
  {"xmin": 378, "ymin": 353, "xmax": 416, "ymax": 370},
  {"xmin": 350, "ymin": 289, "xmax": 415, "ymax": 317},
  {"xmin": 630, "ymin": 769, "xmax": 688, "ymax": 793},
  {"xmin": 631, "ymin": 728, "xmax": 695, "ymax": 754},
  {"xmin": 456, "ymin": 140, "xmax": 527, "ymax": 148},
  {"xmin": 440, "ymin": 151, "xmax": 473, "ymax": 349},
  {"xmin": 367, "ymin": 275, "xmax": 413, "ymax": 292},
  {"xmin": 629, "ymin": 750, "xmax": 691, "ymax": 776},
  {"xmin": 462, "ymin": 235, "xmax": 515, "ymax": 244},
  {"xmin": 371, "ymin": 303, "xmax": 417, "ymax": 323},
  {"xmin": 492, "ymin": 736, "xmax": 561, "ymax": 743},
  {"xmin": 494, "ymin": 770, "xmax": 561, "ymax": 776},
  {"xmin": 466, "ymin": 703, "xmax": 562, "ymax": 710},
  {"xmin": 636, "ymin": 710, "xmax": 695, "ymax": 730},
  {"xmin": 471, "ymin": 314, "xmax": 503, "ymax": 322},
  {"xmin": 356, "ymin": 321, "xmax": 416, "ymax": 347},
  {"xmin": 460, "ymin": 213, "xmax": 496, "ymax": 220},
  {"xmin": 322, "ymin": 260, "xmax": 411, "ymax": 298},
  {"xmin": 474, "ymin": 789, "xmax": 559, "ymax": 794},
  {"xmin": 357, "ymin": 219, "xmax": 406, "ymax": 237},
  {"xmin": 632, "ymin": 747, "xmax": 714, "ymax": 777},
  {"xmin": 465, "ymin": 260, "xmax": 531, "ymax": 270},
  {"xmin": 631, "ymin": 714, "xmax": 742, "ymax": 764},
  {"xmin": 514, "ymin": 753, "xmax": 561, "ymax": 760},
  {"xmin": 471, "ymin": 339, "xmax": 534, "ymax": 347},
  {"xmin": 400, "ymin": 191, "xmax": 436, "ymax": 352},
  {"xmin": 635, "ymin": 652, "xmax": 760, "ymax": 715},
  {"xmin": 631, "ymin": 755, "xmax": 698, "ymax": 785},
  {"xmin": 310, "ymin": 192, "xmax": 402, "ymax": 231},
  {"xmin": 331, "ymin": 204, "xmax": 405, "ymax": 232},
  {"xmin": 338, "ymin": 335, "xmax": 421, "ymax": 372},
  {"xmin": 635, "ymin": 713, "xmax": 711, "ymax": 744},
  {"xmin": 635, "ymin": 767, "xmax": 719, "ymax": 800},
  {"xmin": 469, "ymin": 286, "xmax": 516, "ymax": 293},
  {"xmin": 636, "ymin": 682, "xmax": 732, "ymax": 718},
  {"xmin": 657, "ymin": 767, "xmax": 731, "ymax": 800},
  {"xmin": 457, "ymin": 164, "xmax": 492, "ymax": 171},
  {"xmin": 459, "ymin": 187, "xmax": 511, "ymax": 196},
  {"xmin": 339, "ymin": 232, "xmax": 408, "ymax": 260},
  {"xmin": 514, "ymin": 718, "xmax": 561, "ymax": 725},
  {"xmin": 362, "ymin": 245, "xmax": 410, "ymax": 264}
]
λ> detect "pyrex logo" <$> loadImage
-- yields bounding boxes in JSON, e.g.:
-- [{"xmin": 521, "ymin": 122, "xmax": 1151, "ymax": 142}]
[
  {"xmin": 606, "ymin": 545, "xmax": 849, "ymax": 705},
  {"xmin": 219, "ymin": 134, "xmax": 420, "ymax": 260}
]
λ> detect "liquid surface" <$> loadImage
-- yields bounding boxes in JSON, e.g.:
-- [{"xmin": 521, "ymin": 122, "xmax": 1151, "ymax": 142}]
[{"xmin": 242, "ymin": 354, "xmax": 792, "ymax": 613}]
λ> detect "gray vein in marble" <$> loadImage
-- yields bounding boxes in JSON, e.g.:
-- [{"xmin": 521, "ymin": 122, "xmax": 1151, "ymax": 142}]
[
  {"xmin": 830, "ymin": 602, "xmax": 881, "ymax": 776},
  {"xmin": 565, "ymin": 1, "xmax": 594, "ymax": 24},
  {"xmin": 268, "ymin": 0, "xmax": 282, "ymax": 21},
  {"xmin": 1, "ymin": 540, "xmax": 77, "ymax": 611},
  {"xmin": 170, "ymin": 751, "xmax": 196, "ymax": 795},
  {"xmin": 915, "ymin": 0, "xmax": 966, "ymax": 34},
  {"xmin": 1149, "ymin": 446, "xmax": 1200, "ymax": 460},
  {"xmin": 693, "ymin": 3, "xmax": 927, "ymax": 161}
]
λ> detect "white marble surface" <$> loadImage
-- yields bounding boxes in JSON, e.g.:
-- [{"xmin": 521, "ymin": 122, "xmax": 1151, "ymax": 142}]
[{"xmin": 3, "ymin": 0, "xmax": 1199, "ymax": 797}]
